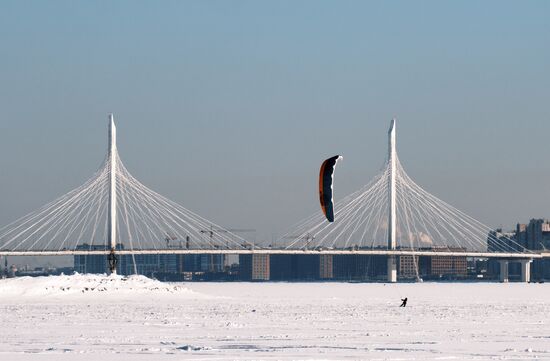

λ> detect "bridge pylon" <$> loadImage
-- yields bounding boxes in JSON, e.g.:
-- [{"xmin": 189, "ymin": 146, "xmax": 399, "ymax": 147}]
[
  {"xmin": 108, "ymin": 114, "xmax": 118, "ymax": 274},
  {"xmin": 387, "ymin": 118, "xmax": 397, "ymax": 282}
]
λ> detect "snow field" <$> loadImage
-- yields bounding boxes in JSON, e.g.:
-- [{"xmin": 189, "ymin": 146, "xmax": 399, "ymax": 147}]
[{"xmin": 1, "ymin": 275, "xmax": 549, "ymax": 360}]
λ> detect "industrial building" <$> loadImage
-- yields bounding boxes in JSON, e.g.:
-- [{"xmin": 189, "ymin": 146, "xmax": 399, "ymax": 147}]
[{"xmin": 239, "ymin": 254, "xmax": 270, "ymax": 281}]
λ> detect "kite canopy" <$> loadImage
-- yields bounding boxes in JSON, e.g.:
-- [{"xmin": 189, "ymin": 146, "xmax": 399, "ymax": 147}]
[{"xmin": 319, "ymin": 155, "xmax": 343, "ymax": 222}]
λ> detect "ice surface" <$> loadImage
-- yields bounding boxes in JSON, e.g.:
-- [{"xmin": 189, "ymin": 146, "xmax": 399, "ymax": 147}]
[{"xmin": 1, "ymin": 276, "xmax": 549, "ymax": 360}]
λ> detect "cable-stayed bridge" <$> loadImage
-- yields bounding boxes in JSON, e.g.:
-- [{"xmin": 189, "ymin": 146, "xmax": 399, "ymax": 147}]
[
  {"xmin": 278, "ymin": 119, "xmax": 541, "ymax": 281},
  {"xmin": 0, "ymin": 116, "xmax": 544, "ymax": 282},
  {"xmin": 0, "ymin": 115, "xmax": 253, "ymax": 272}
]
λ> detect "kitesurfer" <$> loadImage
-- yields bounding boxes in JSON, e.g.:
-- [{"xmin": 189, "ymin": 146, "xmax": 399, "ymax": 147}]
[{"xmin": 400, "ymin": 297, "xmax": 408, "ymax": 307}]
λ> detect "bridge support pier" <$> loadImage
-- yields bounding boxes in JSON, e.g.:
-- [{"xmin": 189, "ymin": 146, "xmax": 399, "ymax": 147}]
[
  {"xmin": 499, "ymin": 260, "xmax": 509, "ymax": 283},
  {"xmin": 387, "ymin": 256, "xmax": 397, "ymax": 283},
  {"xmin": 520, "ymin": 259, "xmax": 532, "ymax": 283}
]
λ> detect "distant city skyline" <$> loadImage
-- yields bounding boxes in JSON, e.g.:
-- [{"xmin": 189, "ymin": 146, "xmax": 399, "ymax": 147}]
[{"xmin": 1, "ymin": 1, "xmax": 549, "ymax": 259}]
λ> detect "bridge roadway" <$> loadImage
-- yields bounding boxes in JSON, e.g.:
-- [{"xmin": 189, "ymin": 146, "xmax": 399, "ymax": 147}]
[{"xmin": 0, "ymin": 249, "xmax": 546, "ymax": 258}]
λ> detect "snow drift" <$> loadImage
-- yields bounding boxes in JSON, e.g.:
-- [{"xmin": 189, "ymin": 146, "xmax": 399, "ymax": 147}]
[{"xmin": 0, "ymin": 273, "xmax": 201, "ymax": 301}]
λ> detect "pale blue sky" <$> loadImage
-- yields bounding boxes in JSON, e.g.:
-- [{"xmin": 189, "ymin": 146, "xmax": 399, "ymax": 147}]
[{"xmin": 1, "ymin": 1, "xmax": 549, "ymax": 252}]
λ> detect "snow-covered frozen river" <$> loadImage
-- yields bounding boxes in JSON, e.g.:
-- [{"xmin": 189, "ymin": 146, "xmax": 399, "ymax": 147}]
[{"xmin": 0, "ymin": 275, "xmax": 549, "ymax": 360}]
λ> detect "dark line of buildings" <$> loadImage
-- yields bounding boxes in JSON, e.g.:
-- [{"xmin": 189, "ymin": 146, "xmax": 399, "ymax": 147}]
[{"xmin": 70, "ymin": 249, "xmax": 485, "ymax": 282}]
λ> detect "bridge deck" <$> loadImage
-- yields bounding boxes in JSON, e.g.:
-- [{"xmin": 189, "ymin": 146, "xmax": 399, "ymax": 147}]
[{"xmin": 0, "ymin": 249, "xmax": 543, "ymax": 258}]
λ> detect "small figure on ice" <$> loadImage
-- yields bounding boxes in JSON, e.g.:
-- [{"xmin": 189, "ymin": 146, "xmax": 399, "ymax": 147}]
[{"xmin": 400, "ymin": 297, "xmax": 408, "ymax": 307}]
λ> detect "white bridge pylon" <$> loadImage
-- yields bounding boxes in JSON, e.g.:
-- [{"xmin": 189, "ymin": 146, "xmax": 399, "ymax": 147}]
[
  {"xmin": 281, "ymin": 119, "xmax": 532, "ymax": 280},
  {"xmin": 0, "ymin": 115, "xmax": 251, "ymax": 258}
]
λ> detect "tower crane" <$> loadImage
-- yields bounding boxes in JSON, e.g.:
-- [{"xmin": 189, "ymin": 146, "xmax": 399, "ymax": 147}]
[
  {"xmin": 283, "ymin": 233, "xmax": 316, "ymax": 250},
  {"xmin": 199, "ymin": 225, "xmax": 256, "ymax": 270},
  {"xmin": 199, "ymin": 225, "xmax": 256, "ymax": 249}
]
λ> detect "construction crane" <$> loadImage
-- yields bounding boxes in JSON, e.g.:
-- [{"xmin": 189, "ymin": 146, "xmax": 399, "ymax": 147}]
[
  {"xmin": 199, "ymin": 226, "xmax": 256, "ymax": 270},
  {"xmin": 199, "ymin": 225, "xmax": 256, "ymax": 249},
  {"xmin": 164, "ymin": 233, "xmax": 194, "ymax": 249},
  {"xmin": 283, "ymin": 233, "xmax": 316, "ymax": 250}
]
